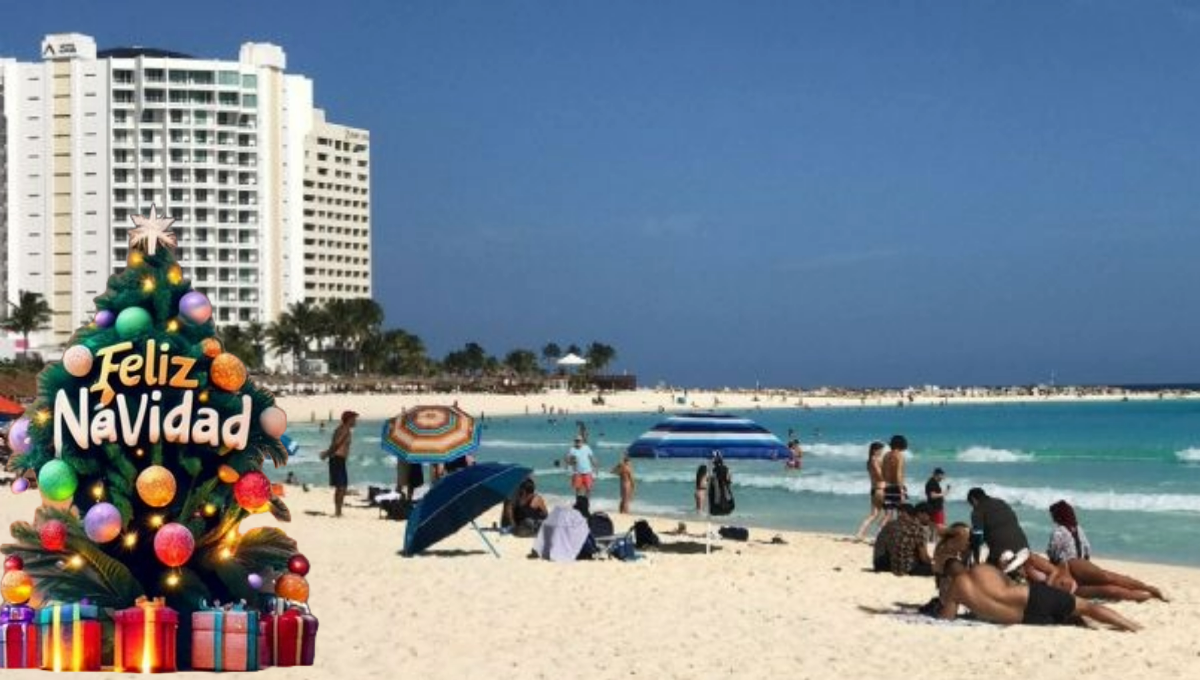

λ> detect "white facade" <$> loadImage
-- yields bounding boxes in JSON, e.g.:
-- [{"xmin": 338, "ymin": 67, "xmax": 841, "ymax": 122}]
[{"xmin": 0, "ymin": 33, "xmax": 372, "ymax": 351}]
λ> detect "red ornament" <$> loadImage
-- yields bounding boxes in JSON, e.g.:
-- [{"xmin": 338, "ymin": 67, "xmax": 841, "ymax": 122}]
[
  {"xmin": 39, "ymin": 520, "xmax": 68, "ymax": 552},
  {"xmin": 287, "ymin": 553, "xmax": 310, "ymax": 576},
  {"xmin": 233, "ymin": 471, "xmax": 272, "ymax": 511},
  {"xmin": 153, "ymin": 523, "xmax": 196, "ymax": 567},
  {"xmin": 3, "ymin": 555, "xmax": 23, "ymax": 572}
]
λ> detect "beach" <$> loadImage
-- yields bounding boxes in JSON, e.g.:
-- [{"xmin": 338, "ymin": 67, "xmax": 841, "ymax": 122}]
[{"xmin": 2, "ymin": 486, "xmax": 1195, "ymax": 679}]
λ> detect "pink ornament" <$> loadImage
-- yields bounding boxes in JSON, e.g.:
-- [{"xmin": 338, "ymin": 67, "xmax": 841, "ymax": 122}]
[
  {"xmin": 4, "ymin": 555, "xmax": 24, "ymax": 572},
  {"xmin": 233, "ymin": 471, "xmax": 272, "ymax": 511},
  {"xmin": 7, "ymin": 417, "xmax": 32, "ymax": 455},
  {"xmin": 62, "ymin": 344, "xmax": 95, "ymax": 377},
  {"xmin": 154, "ymin": 523, "xmax": 195, "ymax": 567},
  {"xmin": 178, "ymin": 291, "xmax": 213, "ymax": 324},
  {"xmin": 94, "ymin": 309, "xmax": 116, "ymax": 328},
  {"xmin": 259, "ymin": 407, "xmax": 288, "ymax": 438},
  {"xmin": 11, "ymin": 477, "xmax": 29, "ymax": 494}
]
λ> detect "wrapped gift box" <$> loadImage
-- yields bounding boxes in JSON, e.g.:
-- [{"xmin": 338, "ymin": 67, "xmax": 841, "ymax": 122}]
[
  {"xmin": 37, "ymin": 603, "xmax": 101, "ymax": 672},
  {"xmin": 265, "ymin": 603, "xmax": 317, "ymax": 667},
  {"xmin": 192, "ymin": 602, "xmax": 264, "ymax": 672},
  {"xmin": 113, "ymin": 597, "xmax": 179, "ymax": 673},
  {"xmin": 1, "ymin": 604, "xmax": 40, "ymax": 669}
]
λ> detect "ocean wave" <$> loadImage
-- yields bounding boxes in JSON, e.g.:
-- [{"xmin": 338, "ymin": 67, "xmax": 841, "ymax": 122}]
[
  {"xmin": 730, "ymin": 471, "xmax": 870, "ymax": 497},
  {"xmin": 480, "ymin": 439, "xmax": 566, "ymax": 450},
  {"xmin": 804, "ymin": 442, "xmax": 872, "ymax": 459},
  {"xmin": 955, "ymin": 447, "xmax": 1034, "ymax": 463},
  {"xmin": 1175, "ymin": 448, "xmax": 1200, "ymax": 463},
  {"xmin": 955, "ymin": 481, "xmax": 1200, "ymax": 514}
]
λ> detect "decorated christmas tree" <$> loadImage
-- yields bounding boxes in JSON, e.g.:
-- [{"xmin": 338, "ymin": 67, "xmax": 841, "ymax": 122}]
[{"xmin": 1, "ymin": 207, "xmax": 311, "ymax": 669}]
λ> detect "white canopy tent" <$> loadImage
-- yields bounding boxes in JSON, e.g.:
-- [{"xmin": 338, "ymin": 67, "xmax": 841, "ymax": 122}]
[{"xmin": 556, "ymin": 353, "xmax": 587, "ymax": 367}]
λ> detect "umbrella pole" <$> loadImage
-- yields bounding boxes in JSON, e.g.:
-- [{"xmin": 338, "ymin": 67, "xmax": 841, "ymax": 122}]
[{"xmin": 472, "ymin": 519, "xmax": 501, "ymax": 558}]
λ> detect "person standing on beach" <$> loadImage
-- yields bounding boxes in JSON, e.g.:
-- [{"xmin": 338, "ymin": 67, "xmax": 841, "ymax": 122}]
[
  {"xmin": 319, "ymin": 410, "xmax": 358, "ymax": 518},
  {"xmin": 695, "ymin": 464, "xmax": 709, "ymax": 514},
  {"xmin": 566, "ymin": 435, "xmax": 596, "ymax": 498},
  {"xmin": 612, "ymin": 452, "xmax": 636, "ymax": 514},
  {"xmin": 881, "ymin": 435, "xmax": 908, "ymax": 520},
  {"xmin": 854, "ymin": 441, "xmax": 887, "ymax": 542},
  {"xmin": 925, "ymin": 467, "xmax": 949, "ymax": 529}
]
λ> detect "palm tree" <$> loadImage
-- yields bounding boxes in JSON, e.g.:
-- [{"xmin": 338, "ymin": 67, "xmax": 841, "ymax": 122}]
[
  {"xmin": 3, "ymin": 291, "xmax": 53, "ymax": 362},
  {"xmin": 541, "ymin": 342, "xmax": 562, "ymax": 370},
  {"xmin": 585, "ymin": 342, "xmax": 617, "ymax": 374},
  {"xmin": 344, "ymin": 298, "xmax": 383, "ymax": 374},
  {"xmin": 265, "ymin": 307, "xmax": 307, "ymax": 374},
  {"xmin": 244, "ymin": 320, "xmax": 266, "ymax": 371}
]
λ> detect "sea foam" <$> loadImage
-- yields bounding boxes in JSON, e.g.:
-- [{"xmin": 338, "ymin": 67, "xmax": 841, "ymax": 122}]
[
  {"xmin": 1175, "ymin": 448, "xmax": 1200, "ymax": 463},
  {"xmin": 956, "ymin": 446, "xmax": 1033, "ymax": 463}
]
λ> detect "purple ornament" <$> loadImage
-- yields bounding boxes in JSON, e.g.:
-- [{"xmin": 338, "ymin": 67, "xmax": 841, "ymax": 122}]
[
  {"xmin": 7, "ymin": 417, "xmax": 31, "ymax": 455},
  {"xmin": 248, "ymin": 573, "xmax": 264, "ymax": 590},
  {"xmin": 178, "ymin": 291, "xmax": 213, "ymax": 325},
  {"xmin": 11, "ymin": 478, "xmax": 29, "ymax": 494},
  {"xmin": 83, "ymin": 502, "xmax": 123, "ymax": 543},
  {"xmin": 94, "ymin": 309, "xmax": 116, "ymax": 328}
]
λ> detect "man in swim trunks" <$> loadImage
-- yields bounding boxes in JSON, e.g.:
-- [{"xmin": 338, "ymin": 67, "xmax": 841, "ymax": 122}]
[
  {"xmin": 881, "ymin": 434, "xmax": 908, "ymax": 519},
  {"xmin": 566, "ymin": 436, "xmax": 597, "ymax": 498},
  {"xmin": 937, "ymin": 561, "xmax": 1140, "ymax": 631}
]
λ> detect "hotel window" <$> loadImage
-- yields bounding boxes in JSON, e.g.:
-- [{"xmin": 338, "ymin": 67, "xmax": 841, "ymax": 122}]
[
  {"xmin": 218, "ymin": 71, "xmax": 240, "ymax": 86},
  {"xmin": 241, "ymin": 74, "xmax": 257, "ymax": 89}
]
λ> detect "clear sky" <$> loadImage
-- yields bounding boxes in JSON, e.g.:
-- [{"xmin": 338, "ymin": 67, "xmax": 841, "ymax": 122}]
[{"xmin": 3, "ymin": 1, "xmax": 1199, "ymax": 388}]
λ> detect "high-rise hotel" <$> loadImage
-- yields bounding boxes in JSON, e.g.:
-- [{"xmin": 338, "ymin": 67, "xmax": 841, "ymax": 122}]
[{"xmin": 0, "ymin": 33, "xmax": 371, "ymax": 354}]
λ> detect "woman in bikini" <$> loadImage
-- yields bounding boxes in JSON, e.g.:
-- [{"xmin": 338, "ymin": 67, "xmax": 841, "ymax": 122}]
[
  {"xmin": 1023, "ymin": 552, "xmax": 1167, "ymax": 602},
  {"xmin": 694, "ymin": 464, "xmax": 709, "ymax": 514},
  {"xmin": 854, "ymin": 441, "xmax": 887, "ymax": 542}
]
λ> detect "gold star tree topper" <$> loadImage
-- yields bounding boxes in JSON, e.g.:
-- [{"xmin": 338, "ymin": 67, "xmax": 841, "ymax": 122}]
[{"xmin": 129, "ymin": 205, "xmax": 178, "ymax": 256}]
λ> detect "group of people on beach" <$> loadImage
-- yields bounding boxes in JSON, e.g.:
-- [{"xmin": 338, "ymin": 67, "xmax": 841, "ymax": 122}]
[{"xmin": 855, "ymin": 434, "xmax": 1166, "ymax": 631}]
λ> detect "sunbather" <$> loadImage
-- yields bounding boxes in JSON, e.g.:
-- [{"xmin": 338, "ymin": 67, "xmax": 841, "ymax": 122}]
[{"xmin": 1023, "ymin": 552, "xmax": 1168, "ymax": 603}]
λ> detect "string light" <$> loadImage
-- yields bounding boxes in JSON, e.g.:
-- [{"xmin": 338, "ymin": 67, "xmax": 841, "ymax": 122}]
[
  {"xmin": 68, "ymin": 555, "xmax": 84, "ymax": 569},
  {"xmin": 219, "ymin": 547, "xmax": 234, "ymax": 561},
  {"xmin": 142, "ymin": 277, "xmax": 156, "ymax": 293},
  {"xmin": 35, "ymin": 409, "xmax": 52, "ymax": 425},
  {"xmin": 129, "ymin": 252, "xmax": 144, "ymax": 266},
  {"xmin": 165, "ymin": 573, "xmax": 180, "ymax": 588},
  {"xmin": 148, "ymin": 514, "xmax": 164, "ymax": 529},
  {"xmin": 166, "ymin": 319, "xmax": 180, "ymax": 332},
  {"xmin": 203, "ymin": 503, "xmax": 217, "ymax": 517},
  {"xmin": 198, "ymin": 391, "xmax": 210, "ymax": 404},
  {"xmin": 123, "ymin": 532, "xmax": 138, "ymax": 549},
  {"xmin": 91, "ymin": 482, "xmax": 104, "ymax": 500},
  {"xmin": 167, "ymin": 264, "xmax": 183, "ymax": 285},
  {"xmin": 135, "ymin": 448, "xmax": 145, "ymax": 458}
]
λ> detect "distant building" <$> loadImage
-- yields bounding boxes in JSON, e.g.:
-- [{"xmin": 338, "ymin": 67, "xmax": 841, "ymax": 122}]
[{"xmin": 0, "ymin": 33, "xmax": 371, "ymax": 353}]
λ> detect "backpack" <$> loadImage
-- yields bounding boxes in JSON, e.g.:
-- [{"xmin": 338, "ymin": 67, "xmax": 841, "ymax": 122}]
[
  {"xmin": 718, "ymin": 526, "xmax": 749, "ymax": 541},
  {"xmin": 608, "ymin": 536, "xmax": 638, "ymax": 561},
  {"xmin": 633, "ymin": 520, "xmax": 661, "ymax": 549},
  {"xmin": 587, "ymin": 512, "xmax": 615, "ymax": 539},
  {"xmin": 708, "ymin": 462, "xmax": 735, "ymax": 516}
]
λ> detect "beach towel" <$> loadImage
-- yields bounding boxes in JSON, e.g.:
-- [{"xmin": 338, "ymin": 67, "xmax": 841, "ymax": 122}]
[{"xmin": 532, "ymin": 507, "xmax": 590, "ymax": 562}]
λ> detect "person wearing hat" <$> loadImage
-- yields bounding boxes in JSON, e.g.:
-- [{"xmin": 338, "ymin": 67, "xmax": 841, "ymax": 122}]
[
  {"xmin": 925, "ymin": 467, "xmax": 950, "ymax": 529},
  {"xmin": 320, "ymin": 410, "xmax": 359, "ymax": 517},
  {"xmin": 565, "ymin": 434, "xmax": 597, "ymax": 498}
]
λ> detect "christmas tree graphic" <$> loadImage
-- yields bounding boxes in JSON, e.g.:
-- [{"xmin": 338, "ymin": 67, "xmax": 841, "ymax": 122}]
[{"xmin": 2, "ymin": 207, "xmax": 313, "ymax": 670}]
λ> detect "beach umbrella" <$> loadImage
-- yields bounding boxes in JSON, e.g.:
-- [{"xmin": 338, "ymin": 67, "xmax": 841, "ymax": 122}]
[
  {"xmin": 628, "ymin": 413, "xmax": 790, "ymax": 460},
  {"xmin": 381, "ymin": 404, "xmax": 481, "ymax": 465},
  {"xmin": 556, "ymin": 353, "xmax": 587, "ymax": 368},
  {"xmin": 403, "ymin": 462, "xmax": 533, "ymax": 557},
  {"xmin": 0, "ymin": 395, "xmax": 25, "ymax": 421}
]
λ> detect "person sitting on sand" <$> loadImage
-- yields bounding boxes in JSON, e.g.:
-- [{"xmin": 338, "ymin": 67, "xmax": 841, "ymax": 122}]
[
  {"xmin": 502, "ymin": 477, "xmax": 548, "ymax": 538},
  {"xmin": 1046, "ymin": 499, "xmax": 1091, "ymax": 563},
  {"xmin": 881, "ymin": 503, "xmax": 935, "ymax": 576},
  {"xmin": 694, "ymin": 464, "xmax": 709, "ymax": 514},
  {"xmin": 967, "ymin": 487, "xmax": 1030, "ymax": 573},
  {"xmin": 1022, "ymin": 552, "xmax": 1167, "ymax": 603},
  {"xmin": 937, "ymin": 561, "xmax": 1141, "ymax": 631}
]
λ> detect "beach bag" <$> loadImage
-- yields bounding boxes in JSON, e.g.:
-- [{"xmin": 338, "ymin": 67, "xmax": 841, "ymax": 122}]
[
  {"xmin": 587, "ymin": 512, "xmax": 615, "ymax": 538},
  {"xmin": 718, "ymin": 526, "xmax": 749, "ymax": 542},
  {"xmin": 708, "ymin": 462, "xmax": 735, "ymax": 516},
  {"xmin": 380, "ymin": 497, "xmax": 411, "ymax": 521},
  {"xmin": 633, "ymin": 520, "xmax": 660, "ymax": 549},
  {"xmin": 608, "ymin": 536, "xmax": 637, "ymax": 561}
]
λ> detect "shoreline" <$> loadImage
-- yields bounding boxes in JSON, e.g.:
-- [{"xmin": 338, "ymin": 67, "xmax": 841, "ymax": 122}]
[{"xmin": 273, "ymin": 386, "xmax": 1200, "ymax": 421}]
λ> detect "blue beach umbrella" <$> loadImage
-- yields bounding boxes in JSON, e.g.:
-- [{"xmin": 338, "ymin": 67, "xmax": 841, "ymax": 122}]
[
  {"xmin": 403, "ymin": 462, "xmax": 533, "ymax": 557},
  {"xmin": 627, "ymin": 413, "xmax": 790, "ymax": 460}
]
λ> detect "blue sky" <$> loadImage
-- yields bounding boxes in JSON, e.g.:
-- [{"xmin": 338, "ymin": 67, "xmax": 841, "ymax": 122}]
[{"xmin": 3, "ymin": 1, "xmax": 1199, "ymax": 388}]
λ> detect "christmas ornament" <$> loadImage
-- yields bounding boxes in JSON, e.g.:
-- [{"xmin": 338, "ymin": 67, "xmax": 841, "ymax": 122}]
[
  {"xmin": 167, "ymin": 263, "xmax": 184, "ymax": 285},
  {"xmin": 153, "ymin": 523, "xmax": 195, "ymax": 567},
  {"xmin": 287, "ymin": 553, "xmax": 311, "ymax": 576},
  {"xmin": 94, "ymin": 309, "xmax": 116, "ymax": 328},
  {"xmin": 247, "ymin": 573, "xmax": 264, "ymax": 590},
  {"xmin": 84, "ymin": 502, "xmax": 123, "ymax": 543},
  {"xmin": 4, "ymin": 555, "xmax": 23, "ymax": 572},
  {"xmin": 260, "ymin": 407, "xmax": 288, "ymax": 438},
  {"xmin": 115, "ymin": 306, "xmax": 153, "ymax": 339},
  {"xmin": 129, "ymin": 205, "xmax": 178, "ymax": 256},
  {"xmin": 38, "ymin": 460, "xmax": 79, "ymax": 502},
  {"xmin": 1, "ymin": 570, "xmax": 33, "ymax": 605},
  {"xmin": 39, "ymin": 519, "xmax": 68, "ymax": 551},
  {"xmin": 7, "ymin": 417, "xmax": 31, "ymax": 455},
  {"xmin": 210, "ymin": 353, "xmax": 247, "ymax": 392},
  {"xmin": 233, "ymin": 471, "xmax": 271, "ymax": 510},
  {"xmin": 62, "ymin": 344, "xmax": 95, "ymax": 377},
  {"xmin": 12, "ymin": 477, "xmax": 29, "ymax": 494},
  {"xmin": 136, "ymin": 465, "xmax": 177, "ymax": 508},
  {"xmin": 217, "ymin": 465, "xmax": 240, "ymax": 484},
  {"xmin": 179, "ymin": 290, "xmax": 213, "ymax": 325},
  {"xmin": 274, "ymin": 573, "xmax": 309, "ymax": 603},
  {"xmin": 201, "ymin": 337, "xmax": 223, "ymax": 358}
]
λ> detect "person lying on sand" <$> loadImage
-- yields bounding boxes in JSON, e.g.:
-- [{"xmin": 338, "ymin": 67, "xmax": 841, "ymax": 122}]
[
  {"xmin": 1022, "ymin": 552, "xmax": 1168, "ymax": 603},
  {"xmin": 937, "ymin": 561, "xmax": 1141, "ymax": 631}
]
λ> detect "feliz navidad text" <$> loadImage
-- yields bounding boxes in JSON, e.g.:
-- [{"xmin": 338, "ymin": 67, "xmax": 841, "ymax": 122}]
[{"xmin": 54, "ymin": 340, "xmax": 251, "ymax": 451}]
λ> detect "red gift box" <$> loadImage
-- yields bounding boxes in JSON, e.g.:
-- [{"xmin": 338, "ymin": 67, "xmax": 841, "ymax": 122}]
[
  {"xmin": 1, "ymin": 605, "xmax": 40, "ymax": 669},
  {"xmin": 266, "ymin": 604, "xmax": 317, "ymax": 667},
  {"xmin": 113, "ymin": 597, "xmax": 179, "ymax": 673},
  {"xmin": 37, "ymin": 603, "xmax": 101, "ymax": 672}
]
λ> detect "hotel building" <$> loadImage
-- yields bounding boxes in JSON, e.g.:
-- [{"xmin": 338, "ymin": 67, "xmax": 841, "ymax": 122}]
[{"xmin": 0, "ymin": 33, "xmax": 371, "ymax": 353}]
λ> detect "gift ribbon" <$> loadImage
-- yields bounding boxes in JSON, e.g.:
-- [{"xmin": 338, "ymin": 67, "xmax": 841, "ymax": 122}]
[
  {"xmin": 48, "ymin": 603, "xmax": 83, "ymax": 672},
  {"xmin": 213, "ymin": 608, "xmax": 224, "ymax": 671}
]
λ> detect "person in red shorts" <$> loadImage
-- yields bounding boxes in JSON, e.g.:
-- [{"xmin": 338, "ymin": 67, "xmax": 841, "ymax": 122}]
[
  {"xmin": 925, "ymin": 467, "xmax": 949, "ymax": 530},
  {"xmin": 566, "ymin": 436, "xmax": 597, "ymax": 498}
]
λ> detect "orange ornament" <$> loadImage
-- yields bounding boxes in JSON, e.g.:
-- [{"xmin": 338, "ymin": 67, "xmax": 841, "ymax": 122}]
[
  {"xmin": 210, "ymin": 353, "xmax": 247, "ymax": 392},
  {"xmin": 1, "ymin": 570, "xmax": 34, "ymax": 605},
  {"xmin": 275, "ymin": 573, "xmax": 309, "ymax": 603},
  {"xmin": 201, "ymin": 337, "xmax": 223, "ymax": 358},
  {"xmin": 217, "ymin": 465, "xmax": 240, "ymax": 484}
]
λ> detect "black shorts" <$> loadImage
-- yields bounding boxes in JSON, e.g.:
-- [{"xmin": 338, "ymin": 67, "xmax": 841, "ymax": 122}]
[
  {"xmin": 883, "ymin": 484, "xmax": 905, "ymax": 509},
  {"xmin": 1023, "ymin": 582, "xmax": 1076, "ymax": 625},
  {"xmin": 329, "ymin": 457, "xmax": 349, "ymax": 488}
]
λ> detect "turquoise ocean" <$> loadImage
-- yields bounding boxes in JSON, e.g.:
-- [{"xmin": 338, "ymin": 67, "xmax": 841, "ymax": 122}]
[{"xmin": 273, "ymin": 399, "xmax": 1200, "ymax": 567}]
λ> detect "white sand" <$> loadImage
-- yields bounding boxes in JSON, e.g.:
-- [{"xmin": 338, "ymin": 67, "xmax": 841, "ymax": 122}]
[{"xmin": 1, "ymin": 487, "xmax": 1195, "ymax": 680}]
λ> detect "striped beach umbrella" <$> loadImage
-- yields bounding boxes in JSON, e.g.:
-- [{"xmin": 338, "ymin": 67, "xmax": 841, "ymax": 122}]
[{"xmin": 380, "ymin": 405, "xmax": 481, "ymax": 464}]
